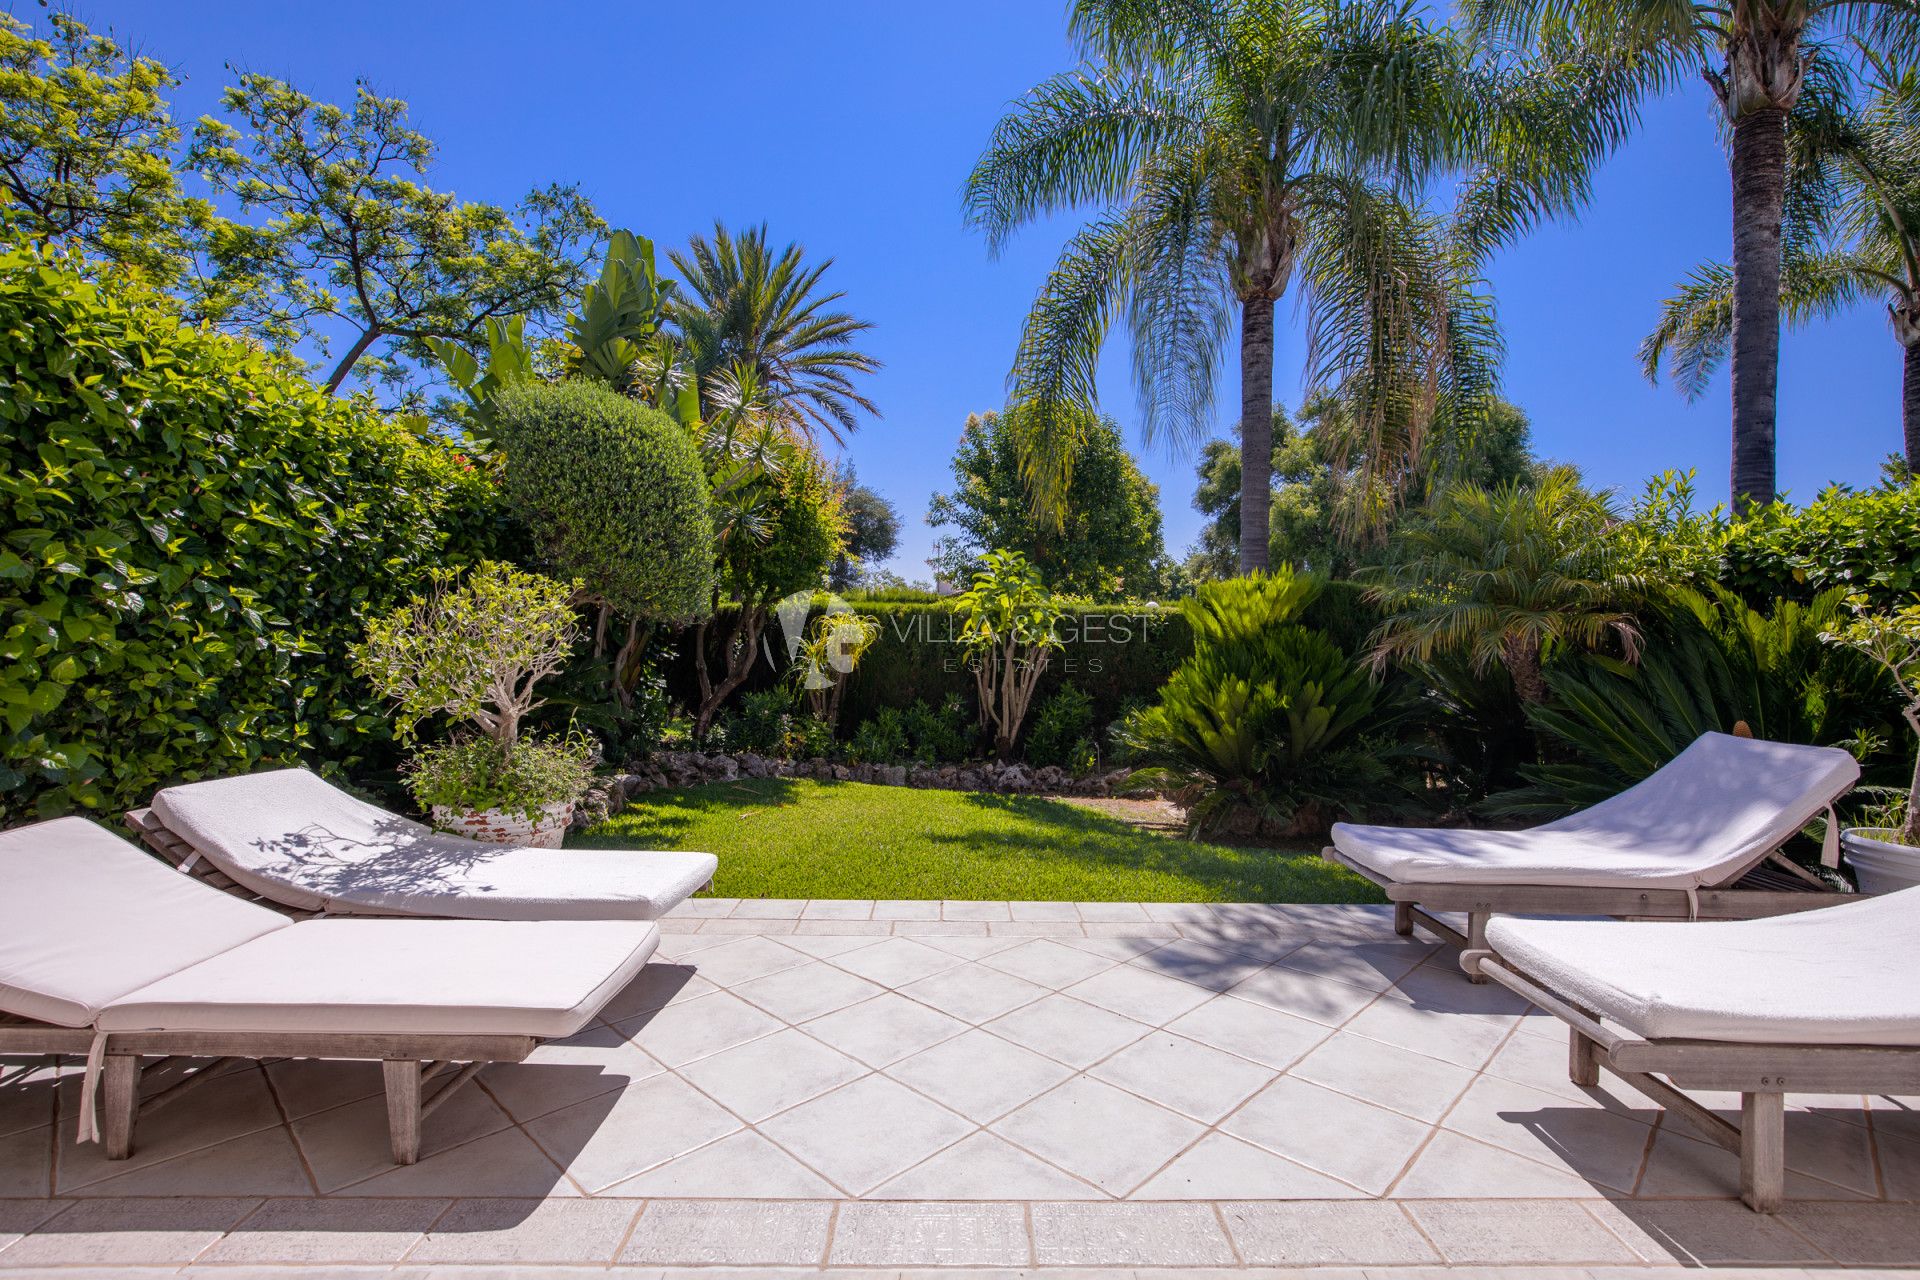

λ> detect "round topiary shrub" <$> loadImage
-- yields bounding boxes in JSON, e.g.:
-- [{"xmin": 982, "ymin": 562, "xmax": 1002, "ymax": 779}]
[
  {"xmin": 0, "ymin": 248, "xmax": 508, "ymax": 820},
  {"xmin": 490, "ymin": 379, "xmax": 715, "ymax": 622}
]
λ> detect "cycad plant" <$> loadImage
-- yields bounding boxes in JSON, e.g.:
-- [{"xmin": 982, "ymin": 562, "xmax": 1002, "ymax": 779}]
[
  {"xmin": 670, "ymin": 222, "xmax": 881, "ymax": 445},
  {"xmin": 1467, "ymin": 0, "xmax": 1920, "ymax": 509},
  {"xmin": 1121, "ymin": 570, "xmax": 1409, "ymax": 833},
  {"xmin": 1642, "ymin": 49, "xmax": 1920, "ymax": 471},
  {"xmin": 966, "ymin": 0, "xmax": 1634, "ymax": 569},
  {"xmin": 1364, "ymin": 467, "xmax": 1645, "ymax": 705},
  {"xmin": 1495, "ymin": 585, "xmax": 1896, "ymax": 815}
]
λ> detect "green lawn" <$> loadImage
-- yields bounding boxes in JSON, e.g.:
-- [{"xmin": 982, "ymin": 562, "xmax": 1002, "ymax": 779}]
[{"xmin": 573, "ymin": 777, "xmax": 1384, "ymax": 903}]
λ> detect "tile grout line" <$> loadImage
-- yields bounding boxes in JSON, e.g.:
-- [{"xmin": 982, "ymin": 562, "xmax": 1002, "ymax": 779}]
[
  {"xmin": 256, "ymin": 1060, "xmax": 323, "ymax": 1198},
  {"xmin": 606, "ymin": 1197, "xmax": 649, "ymax": 1269}
]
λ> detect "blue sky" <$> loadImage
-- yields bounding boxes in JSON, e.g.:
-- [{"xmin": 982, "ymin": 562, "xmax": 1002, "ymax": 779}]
[{"xmin": 45, "ymin": 0, "xmax": 1906, "ymax": 578}]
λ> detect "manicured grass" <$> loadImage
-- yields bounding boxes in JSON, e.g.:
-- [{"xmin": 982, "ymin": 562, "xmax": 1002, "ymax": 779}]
[{"xmin": 573, "ymin": 777, "xmax": 1384, "ymax": 903}]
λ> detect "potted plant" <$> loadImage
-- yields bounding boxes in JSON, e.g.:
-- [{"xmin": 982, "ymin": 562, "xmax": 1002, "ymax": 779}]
[
  {"xmin": 1821, "ymin": 595, "xmax": 1920, "ymax": 892},
  {"xmin": 355, "ymin": 560, "xmax": 595, "ymax": 847}
]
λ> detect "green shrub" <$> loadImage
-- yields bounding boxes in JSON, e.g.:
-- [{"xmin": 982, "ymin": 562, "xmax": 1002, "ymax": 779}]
[
  {"xmin": 846, "ymin": 706, "xmax": 910, "ymax": 764},
  {"xmin": 491, "ymin": 379, "xmax": 714, "ymax": 621},
  {"xmin": 899, "ymin": 696, "xmax": 974, "ymax": 763},
  {"xmin": 1025, "ymin": 685, "xmax": 1096, "ymax": 769},
  {"xmin": 1723, "ymin": 481, "xmax": 1920, "ymax": 607},
  {"xmin": 0, "ymin": 250, "xmax": 507, "ymax": 820},
  {"xmin": 1119, "ymin": 570, "xmax": 1411, "ymax": 833},
  {"xmin": 718, "ymin": 688, "xmax": 801, "ymax": 757},
  {"xmin": 407, "ymin": 730, "xmax": 596, "ymax": 819}
]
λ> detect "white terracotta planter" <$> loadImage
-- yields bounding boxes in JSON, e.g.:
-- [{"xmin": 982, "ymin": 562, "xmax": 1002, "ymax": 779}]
[
  {"xmin": 1841, "ymin": 827, "xmax": 1920, "ymax": 896},
  {"xmin": 431, "ymin": 801, "xmax": 574, "ymax": 848}
]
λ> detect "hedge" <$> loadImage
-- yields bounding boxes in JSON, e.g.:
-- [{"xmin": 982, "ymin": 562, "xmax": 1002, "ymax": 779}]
[
  {"xmin": 658, "ymin": 579, "xmax": 1384, "ymax": 746},
  {"xmin": 1721, "ymin": 482, "xmax": 1920, "ymax": 607},
  {"xmin": 0, "ymin": 251, "xmax": 509, "ymax": 820}
]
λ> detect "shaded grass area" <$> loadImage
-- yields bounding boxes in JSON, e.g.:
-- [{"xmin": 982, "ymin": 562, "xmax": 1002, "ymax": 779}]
[{"xmin": 573, "ymin": 777, "xmax": 1384, "ymax": 903}]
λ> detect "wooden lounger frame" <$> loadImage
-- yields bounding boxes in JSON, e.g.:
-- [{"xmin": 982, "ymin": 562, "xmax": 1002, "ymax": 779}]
[
  {"xmin": 1463, "ymin": 948, "xmax": 1920, "ymax": 1213},
  {"xmin": 0, "ymin": 1014, "xmax": 538, "ymax": 1166},
  {"xmin": 1325, "ymin": 843, "xmax": 1841, "ymax": 980}
]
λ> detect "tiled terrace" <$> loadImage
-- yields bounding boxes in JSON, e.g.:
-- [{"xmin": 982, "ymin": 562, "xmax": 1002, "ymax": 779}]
[{"xmin": 2, "ymin": 900, "xmax": 1917, "ymax": 1275}]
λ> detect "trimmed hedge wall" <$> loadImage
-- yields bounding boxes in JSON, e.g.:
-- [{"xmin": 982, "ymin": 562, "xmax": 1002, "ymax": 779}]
[{"xmin": 0, "ymin": 252, "xmax": 511, "ymax": 820}]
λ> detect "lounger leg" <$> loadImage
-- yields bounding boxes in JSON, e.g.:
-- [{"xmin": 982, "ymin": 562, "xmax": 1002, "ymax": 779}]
[
  {"xmin": 383, "ymin": 1059, "xmax": 422, "ymax": 1166},
  {"xmin": 1465, "ymin": 912, "xmax": 1489, "ymax": 983},
  {"xmin": 101, "ymin": 1054, "xmax": 140, "ymax": 1160},
  {"xmin": 1393, "ymin": 901, "xmax": 1414, "ymax": 937},
  {"xmin": 1568, "ymin": 1026, "xmax": 1601, "ymax": 1087},
  {"xmin": 1739, "ymin": 1090, "xmax": 1786, "ymax": 1213}
]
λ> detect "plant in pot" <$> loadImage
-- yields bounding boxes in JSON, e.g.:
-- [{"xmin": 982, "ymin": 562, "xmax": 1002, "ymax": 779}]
[
  {"xmin": 355, "ymin": 560, "xmax": 595, "ymax": 848},
  {"xmin": 1821, "ymin": 595, "xmax": 1920, "ymax": 892}
]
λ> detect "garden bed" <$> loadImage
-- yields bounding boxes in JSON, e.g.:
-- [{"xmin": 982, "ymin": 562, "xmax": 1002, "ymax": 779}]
[{"xmin": 571, "ymin": 777, "xmax": 1381, "ymax": 903}]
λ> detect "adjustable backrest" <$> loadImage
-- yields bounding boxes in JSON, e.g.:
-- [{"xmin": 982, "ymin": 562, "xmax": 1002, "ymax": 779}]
[{"xmin": 0, "ymin": 817, "xmax": 291, "ymax": 1026}]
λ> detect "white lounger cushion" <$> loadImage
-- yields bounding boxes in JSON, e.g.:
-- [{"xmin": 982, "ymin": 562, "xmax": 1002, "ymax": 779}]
[
  {"xmin": 0, "ymin": 818, "xmax": 290, "ymax": 1027},
  {"xmin": 98, "ymin": 917, "xmax": 659, "ymax": 1038},
  {"xmin": 1332, "ymin": 733, "xmax": 1859, "ymax": 890},
  {"xmin": 1488, "ymin": 887, "xmax": 1920, "ymax": 1045},
  {"xmin": 151, "ymin": 768, "xmax": 718, "ymax": 920}
]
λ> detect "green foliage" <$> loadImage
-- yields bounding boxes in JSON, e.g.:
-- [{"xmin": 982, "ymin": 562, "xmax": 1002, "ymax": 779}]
[
  {"xmin": 929, "ymin": 407, "xmax": 1167, "ymax": 597},
  {"xmin": 1025, "ymin": 684, "xmax": 1097, "ymax": 770},
  {"xmin": 354, "ymin": 561, "xmax": 580, "ymax": 748},
  {"xmin": 406, "ymin": 729, "xmax": 595, "ymax": 820},
  {"xmin": 830, "ymin": 463, "xmax": 901, "ymax": 591},
  {"xmin": 728, "ymin": 452, "xmax": 847, "ymax": 603},
  {"xmin": 897, "ymin": 696, "xmax": 975, "ymax": 763},
  {"xmin": 955, "ymin": 550, "xmax": 1072, "ymax": 756},
  {"xmin": 0, "ymin": 249, "xmax": 504, "ymax": 820},
  {"xmin": 716, "ymin": 688, "xmax": 810, "ymax": 757},
  {"xmin": 846, "ymin": 706, "xmax": 911, "ymax": 764},
  {"xmin": 1120, "ymin": 571, "xmax": 1409, "ymax": 833},
  {"xmin": 1494, "ymin": 587, "xmax": 1899, "ymax": 816},
  {"xmin": 187, "ymin": 74, "xmax": 602, "ymax": 394},
  {"xmin": 1725, "ymin": 481, "xmax": 1920, "ymax": 606},
  {"xmin": 1820, "ymin": 592, "xmax": 1920, "ymax": 842},
  {"xmin": 490, "ymin": 379, "xmax": 714, "ymax": 621}
]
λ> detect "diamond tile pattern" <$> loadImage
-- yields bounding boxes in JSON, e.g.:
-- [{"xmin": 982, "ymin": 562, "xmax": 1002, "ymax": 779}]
[{"xmin": 7, "ymin": 899, "xmax": 1919, "ymax": 1273}]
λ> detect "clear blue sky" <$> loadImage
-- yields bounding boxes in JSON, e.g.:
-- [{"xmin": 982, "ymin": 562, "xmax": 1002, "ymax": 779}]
[{"xmin": 44, "ymin": 0, "xmax": 1905, "ymax": 578}]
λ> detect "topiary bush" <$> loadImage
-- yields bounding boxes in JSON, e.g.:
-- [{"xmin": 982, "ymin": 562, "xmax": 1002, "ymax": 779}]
[
  {"xmin": 0, "ymin": 249, "xmax": 508, "ymax": 819},
  {"xmin": 490, "ymin": 378, "xmax": 714, "ymax": 622}
]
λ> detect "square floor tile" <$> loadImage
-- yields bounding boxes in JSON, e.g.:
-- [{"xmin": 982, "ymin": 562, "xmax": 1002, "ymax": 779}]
[
  {"xmin": 896, "ymin": 963, "xmax": 1050, "ymax": 1024},
  {"xmin": 1129, "ymin": 937, "xmax": 1268, "ymax": 991},
  {"xmin": 1223, "ymin": 964, "xmax": 1382, "ymax": 1026},
  {"xmin": 481, "ymin": 1023, "xmax": 664, "ymax": 1123},
  {"xmin": 1273, "ymin": 938, "xmax": 1437, "ymax": 991},
  {"xmin": 1289, "ymin": 1029, "xmax": 1476, "ymax": 1122},
  {"xmin": 679, "ymin": 934, "xmax": 812, "ymax": 985},
  {"xmin": 991, "ymin": 1076, "xmax": 1203, "ymax": 1194},
  {"xmin": 883, "ymin": 1028, "xmax": 1074, "ymax": 1123},
  {"xmin": 757, "ymin": 1075, "xmax": 974, "ymax": 1194},
  {"xmin": 1130, "ymin": 1131, "xmax": 1365, "ymax": 1199},
  {"xmin": 1162, "ymin": 992, "xmax": 1332, "ymax": 1071},
  {"xmin": 1030, "ymin": 1200, "xmax": 1234, "ymax": 1266},
  {"xmin": 869, "ymin": 1131, "xmax": 1104, "ymax": 1198},
  {"xmin": 520, "ymin": 1070, "xmax": 741, "ymax": 1194},
  {"xmin": 1440, "ymin": 1073, "xmax": 1656, "ymax": 1193},
  {"xmin": 1090, "ymin": 1031, "xmax": 1276, "ymax": 1122},
  {"xmin": 1065, "ymin": 962, "xmax": 1216, "ymax": 1025},
  {"xmin": 730, "ymin": 961, "xmax": 885, "ymax": 1024},
  {"xmin": 675, "ymin": 1027, "xmax": 868, "ymax": 1122},
  {"xmin": 613, "ymin": 990, "xmax": 785, "ymax": 1068},
  {"xmin": 601, "ymin": 1129, "xmax": 839, "ymax": 1197},
  {"xmin": 982, "ymin": 994, "xmax": 1152, "ymax": 1069},
  {"xmin": 828, "ymin": 937, "xmax": 967, "ymax": 987},
  {"xmin": 980, "ymin": 939, "xmax": 1114, "ymax": 988},
  {"xmin": 1222, "ymin": 1075, "xmax": 1432, "ymax": 1194},
  {"xmin": 801, "ymin": 992, "xmax": 970, "ymax": 1067}
]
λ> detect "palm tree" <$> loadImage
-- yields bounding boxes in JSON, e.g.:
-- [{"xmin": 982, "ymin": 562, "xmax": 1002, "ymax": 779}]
[
  {"xmin": 1466, "ymin": 0, "xmax": 1920, "ymax": 512},
  {"xmin": 1363, "ymin": 467, "xmax": 1645, "ymax": 704},
  {"xmin": 965, "ymin": 0, "xmax": 1632, "ymax": 572},
  {"xmin": 1643, "ymin": 50, "xmax": 1920, "ymax": 470},
  {"xmin": 669, "ymin": 223, "xmax": 881, "ymax": 444}
]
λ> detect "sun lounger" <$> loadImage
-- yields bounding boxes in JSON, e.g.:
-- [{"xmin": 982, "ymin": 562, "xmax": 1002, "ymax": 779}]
[
  {"xmin": 1465, "ymin": 888, "xmax": 1920, "ymax": 1211},
  {"xmin": 124, "ymin": 767, "xmax": 716, "ymax": 921},
  {"xmin": 1324, "ymin": 733, "xmax": 1860, "ymax": 968},
  {"xmin": 0, "ymin": 816, "xmax": 659, "ymax": 1164}
]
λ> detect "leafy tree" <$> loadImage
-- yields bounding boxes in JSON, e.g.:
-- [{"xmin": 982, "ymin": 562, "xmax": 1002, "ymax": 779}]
[
  {"xmin": 0, "ymin": 14, "xmax": 210, "ymax": 285},
  {"xmin": 670, "ymin": 222, "xmax": 881, "ymax": 443},
  {"xmin": 954, "ymin": 550, "xmax": 1070, "ymax": 759},
  {"xmin": 965, "ymin": 0, "xmax": 1629, "ymax": 571},
  {"xmin": 188, "ymin": 74, "xmax": 603, "ymax": 394},
  {"xmin": 1822, "ymin": 592, "xmax": 1920, "ymax": 842},
  {"xmin": 488, "ymin": 379, "xmax": 715, "ymax": 703},
  {"xmin": 1467, "ymin": 0, "xmax": 1920, "ymax": 511},
  {"xmin": 929, "ymin": 407, "xmax": 1167, "ymax": 597},
  {"xmin": 829, "ymin": 464, "xmax": 901, "ymax": 591},
  {"xmin": 1642, "ymin": 51, "xmax": 1920, "ymax": 471},
  {"xmin": 1363, "ymin": 467, "xmax": 1646, "ymax": 705}
]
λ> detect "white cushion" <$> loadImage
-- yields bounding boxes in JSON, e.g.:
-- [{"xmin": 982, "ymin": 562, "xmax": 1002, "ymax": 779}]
[
  {"xmin": 1333, "ymin": 733, "xmax": 1859, "ymax": 890},
  {"xmin": 98, "ymin": 918, "xmax": 659, "ymax": 1038},
  {"xmin": 0, "ymin": 818, "xmax": 290, "ymax": 1027},
  {"xmin": 1488, "ymin": 887, "xmax": 1920, "ymax": 1045},
  {"xmin": 151, "ymin": 768, "xmax": 717, "ymax": 920}
]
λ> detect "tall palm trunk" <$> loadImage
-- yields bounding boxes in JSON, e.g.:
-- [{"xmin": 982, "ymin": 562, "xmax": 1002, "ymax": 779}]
[
  {"xmin": 1728, "ymin": 106, "xmax": 1787, "ymax": 512},
  {"xmin": 1895, "ymin": 299, "xmax": 1920, "ymax": 471},
  {"xmin": 1238, "ymin": 295, "xmax": 1276, "ymax": 573}
]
